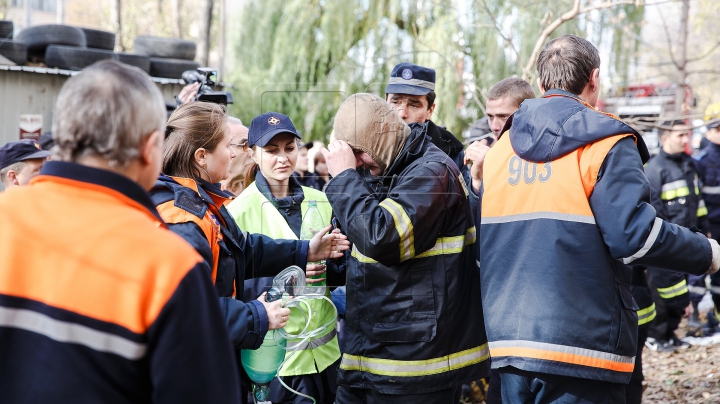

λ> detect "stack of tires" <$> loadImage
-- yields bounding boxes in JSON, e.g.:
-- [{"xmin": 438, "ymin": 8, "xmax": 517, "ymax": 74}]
[
  {"xmin": 133, "ymin": 36, "xmax": 199, "ymax": 79},
  {"xmin": 0, "ymin": 20, "xmax": 28, "ymax": 66}
]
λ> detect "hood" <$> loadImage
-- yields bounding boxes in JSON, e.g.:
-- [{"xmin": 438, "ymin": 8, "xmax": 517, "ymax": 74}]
[
  {"xmin": 508, "ymin": 89, "xmax": 649, "ymax": 163},
  {"xmin": 333, "ymin": 93, "xmax": 411, "ymax": 176}
]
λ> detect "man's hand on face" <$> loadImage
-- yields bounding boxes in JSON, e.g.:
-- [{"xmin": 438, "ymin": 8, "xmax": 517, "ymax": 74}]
[{"xmin": 321, "ymin": 140, "xmax": 356, "ymax": 177}]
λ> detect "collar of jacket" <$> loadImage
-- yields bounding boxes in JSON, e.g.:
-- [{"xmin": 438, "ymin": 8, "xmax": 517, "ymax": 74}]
[
  {"xmin": 425, "ymin": 120, "xmax": 463, "ymax": 159},
  {"xmin": 37, "ymin": 161, "xmax": 163, "ymax": 223},
  {"xmin": 154, "ymin": 174, "xmax": 232, "ymax": 218},
  {"xmin": 255, "ymin": 171, "xmax": 305, "ymax": 209},
  {"xmin": 658, "ymin": 148, "xmax": 687, "ymax": 162},
  {"xmin": 506, "ymin": 88, "xmax": 649, "ymax": 163}
]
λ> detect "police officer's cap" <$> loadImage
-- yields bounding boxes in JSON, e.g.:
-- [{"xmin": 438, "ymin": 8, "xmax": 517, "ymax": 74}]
[
  {"xmin": 248, "ymin": 112, "xmax": 301, "ymax": 147},
  {"xmin": 0, "ymin": 139, "xmax": 51, "ymax": 170},
  {"xmin": 385, "ymin": 62, "xmax": 436, "ymax": 96}
]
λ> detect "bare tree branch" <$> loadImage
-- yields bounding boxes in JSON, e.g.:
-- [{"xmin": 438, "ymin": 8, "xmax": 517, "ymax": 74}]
[
  {"xmin": 479, "ymin": 0, "xmax": 520, "ymax": 61},
  {"xmin": 656, "ymin": 2, "xmax": 679, "ymax": 68},
  {"xmin": 686, "ymin": 41, "xmax": 720, "ymax": 63},
  {"xmin": 521, "ymin": 0, "xmax": 644, "ymax": 82}
]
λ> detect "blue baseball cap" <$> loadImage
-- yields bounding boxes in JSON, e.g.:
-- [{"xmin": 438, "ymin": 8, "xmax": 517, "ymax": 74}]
[
  {"xmin": 0, "ymin": 139, "xmax": 51, "ymax": 170},
  {"xmin": 248, "ymin": 112, "xmax": 301, "ymax": 147},
  {"xmin": 384, "ymin": 62, "xmax": 436, "ymax": 96}
]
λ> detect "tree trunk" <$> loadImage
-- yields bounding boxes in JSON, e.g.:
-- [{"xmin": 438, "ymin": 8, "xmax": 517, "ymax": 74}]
[
  {"xmin": 171, "ymin": 0, "xmax": 182, "ymax": 38},
  {"xmin": 111, "ymin": 0, "xmax": 123, "ymax": 51},
  {"xmin": 675, "ymin": 0, "xmax": 689, "ymax": 115},
  {"xmin": 197, "ymin": 0, "xmax": 214, "ymax": 66},
  {"xmin": 218, "ymin": 0, "xmax": 226, "ymax": 80}
]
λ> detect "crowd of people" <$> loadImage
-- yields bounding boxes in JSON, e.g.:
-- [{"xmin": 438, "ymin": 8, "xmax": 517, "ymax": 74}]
[{"xmin": 1, "ymin": 34, "xmax": 720, "ymax": 404}]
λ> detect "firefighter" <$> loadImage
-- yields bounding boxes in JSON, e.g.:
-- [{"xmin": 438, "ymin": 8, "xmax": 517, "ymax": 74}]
[
  {"xmin": 692, "ymin": 106, "xmax": 720, "ymax": 336},
  {"xmin": 480, "ymin": 35, "xmax": 720, "ymax": 402},
  {"xmin": 643, "ymin": 120, "xmax": 707, "ymax": 350},
  {"xmin": 321, "ymin": 93, "xmax": 489, "ymax": 403}
]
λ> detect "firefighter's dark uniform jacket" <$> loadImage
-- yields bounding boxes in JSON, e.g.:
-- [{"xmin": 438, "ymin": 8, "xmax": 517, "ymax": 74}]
[
  {"xmin": 325, "ymin": 124, "xmax": 489, "ymax": 394},
  {"xmin": 480, "ymin": 90, "xmax": 712, "ymax": 384},
  {"xmin": 693, "ymin": 143, "xmax": 720, "ymax": 316},
  {"xmin": 644, "ymin": 149, "xmax": 707, "ymax": 310},
  {"xmin": 0, "ymin": 162, "xmax": 241, "ymax": 403},
  {"xmin": 151, "ymin": 175, "xmax": 309, "ymax": 350}
]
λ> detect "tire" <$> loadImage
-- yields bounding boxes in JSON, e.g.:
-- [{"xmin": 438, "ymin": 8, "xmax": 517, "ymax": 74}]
[
  {"xmin": 16, "ymin": 24, "xmax": 86, "ymax": 60},
  {"xmin": 81, "ymin": 28, "xmax": 115, "ymax": 50},
  {"xmin": 134, "ymin": 36, "xmax": 196, "ymax": 60},
  {"xmin": 0, "ymin": 39, "xmax": 27, "ymax": 65},
  {"xmin": 45, "ymin": 45, "xmax": 113, "ymax": 70},
  {"xmin": 149, "ymin": 57, "xmax": 199, "ymax": 79},
  {"xmin": 114, "ymin": 52, "xmax": 150, "ymax": 73},
  {"xmin": 0, "ymin": 20, "xmax": 13, "ymax": 40}
]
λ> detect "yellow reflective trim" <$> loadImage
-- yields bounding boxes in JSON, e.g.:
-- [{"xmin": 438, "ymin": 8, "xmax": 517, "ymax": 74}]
[
  {"xmin": 661, "ymin": 187, "xmax": 690, "ymax": 201},
  {"xmin": 698, "ymin": 206, "xmax": 708, "ymax": 217},
  {"xmin": 379, "ymin": 199, "xmax": 415, "ymax": 262},
  {"xmin": 351, "ymin": 227, "xmax": 476, "ymax": 262},
  {"xmin": 339, "ymin": 344, "xmax": 489, "ymax": 377},
  {"xmin": 350, "ymin": 245, "xmax": 378, "ymax": 264},
  {"xmin": 696, "ymin": 186, "xmax": 701, "ymax": 195},
  {"xmin": 637, "ymin": 303, "xmax": 656, "ymax": 326},
  {"xmin": 657, "ymin": 279, "xmax": 688, "ymax": 299},
  {"xmin": 459, "ymin": 174, "xmax": 469, "ymax": 197}
]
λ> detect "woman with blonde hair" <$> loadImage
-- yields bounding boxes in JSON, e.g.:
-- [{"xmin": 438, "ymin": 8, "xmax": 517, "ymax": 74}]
[
  {"xmin": 228, "ymin": 112, "xmax": 341, "ymax": 404},
  {"xmin": 149, "ymin": 103, "xmax": 348, "ymax": 384}
]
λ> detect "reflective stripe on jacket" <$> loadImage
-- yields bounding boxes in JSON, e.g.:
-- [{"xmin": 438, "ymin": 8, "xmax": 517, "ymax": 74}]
[
  {"xmin": 228, "ymin": 182, "xmax": 341, "ymax": 377},
  {"xmin": 481, "ymin": 91, "xmax": 712, "ymax": 384},
  {"xmin": 325, "ymin": 125, "xmax": 489, "ymax": 394}
]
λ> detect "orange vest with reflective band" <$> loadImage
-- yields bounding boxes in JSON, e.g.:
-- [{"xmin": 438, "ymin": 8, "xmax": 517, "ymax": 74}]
[{"xmin": 481, "ymin": 131, "xmax": 638, "ymax": 382}]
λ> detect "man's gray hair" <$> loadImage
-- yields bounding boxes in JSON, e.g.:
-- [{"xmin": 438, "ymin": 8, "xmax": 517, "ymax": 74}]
[
  {"xmin": 0, "ymin": 161, "xmax": 24, "ymax": 186},
  {"xmin": 53, "ymin": 60, "xmax": 166, "ymax": 168},
  {"xmin": 536, "ymin": 35, "xmax": 600, "ymax": 96},
  {"xmin": 227, "ymin": 116, "xmax": 242, "ymax": 125}
]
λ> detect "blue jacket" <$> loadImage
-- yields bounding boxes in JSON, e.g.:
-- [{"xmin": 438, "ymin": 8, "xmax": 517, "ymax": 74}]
[
  {"xmin": 480, "ymin": 90, "xmax": 712, "ymax": 384},
  {"xmin": 151, "ymin": 175, "xmax": 309, "ymax": 350},
  {"xmin": 695, "ymin": 142, "xmax": 720, "ymax": 225}
]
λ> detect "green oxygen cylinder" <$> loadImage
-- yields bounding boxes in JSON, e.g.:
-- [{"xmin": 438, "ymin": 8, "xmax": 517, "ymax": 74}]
[{"xmin": 240, "ymin": 330, "xmax": 286, "ymax": 403}]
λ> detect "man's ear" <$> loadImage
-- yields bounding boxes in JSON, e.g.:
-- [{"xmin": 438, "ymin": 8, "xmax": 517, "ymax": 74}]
[
  {"xmin": 589, "ymin": 68, "xmax": 600, "ymax": 93},
  {"xmin": 140, "ymin": 130, "xmax": 162, "ymax": 165},
  {"xmin": 536, "ymin": 78, "xmax": 546, "ymax": 94},
  {"xmin": 6, "ymin": 170, "xmax": 19, "ymax": 186},
  {"xmin": 427, "ymin": 103, "xmax": 436, "ymax": 120}
]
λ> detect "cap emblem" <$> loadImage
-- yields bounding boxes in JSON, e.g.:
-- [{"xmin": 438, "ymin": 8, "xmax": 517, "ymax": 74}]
[
  {"xmin": 268, "ymin": 116, "xmax": 280, "ymax": 125},
  {"xmin": 401, "ymin": 68, "xmax": 413, "ymax": 80},
  {"xmin": 33, "ymin": 141, "xmax": 41, "ymax": 150}
]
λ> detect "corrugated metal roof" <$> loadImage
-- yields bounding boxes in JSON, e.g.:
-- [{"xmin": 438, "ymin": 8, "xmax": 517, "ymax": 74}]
[{"xmin": 0, "ymin": 65, "xmax": 185, "ymax": 84}]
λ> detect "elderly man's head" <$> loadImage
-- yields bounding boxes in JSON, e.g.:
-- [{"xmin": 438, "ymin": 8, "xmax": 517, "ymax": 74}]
[
  {"xmin": 0, "ymin": 140, "xmax": 51, "ymax": 189},
  {"xmin": 333, "ymin": 93, "xmax": 410, "ymax": 176},
  {"xmin": 53, "ymin": 60, "xmax": 166, "ymax": 189}
]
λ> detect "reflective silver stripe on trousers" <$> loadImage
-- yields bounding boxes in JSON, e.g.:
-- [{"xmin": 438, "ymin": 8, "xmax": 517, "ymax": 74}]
[
  {"xmin": 285, "ymin": 328, "xmax": 337, "ymax": 350},
  {"xmin": 388, "ymin": 77, "xmax": 435, "ymax": 90},
  {"xmin": 489, "ymin": 340, "xmax": 635, "ymax": 364},
  {"xmin": 623, "ymin": 218, "xmax": 663, "ymax": 264},
  {"xmin": 661, "ymin": 180, "xmax": 687, "ymax": 192},
  {"xmin": 0, "ymin": 306, "xmax": 147, "ymax": 360},
  {"xmin": 711, "ymin": 285, "xmax": 720, "ymax": 295},
  {"xmin": 482, "ymin": 211, "xmax": 595, "ymax": 225},
  {"xmin": 702, "ymin": 185, "xmax": 720, "ymax": 195}
]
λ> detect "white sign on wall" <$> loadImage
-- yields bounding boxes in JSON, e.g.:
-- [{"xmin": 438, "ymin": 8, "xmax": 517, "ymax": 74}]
[{"xmin": 19, "ymin": 114, "xmax": 43, "ymax": 140}]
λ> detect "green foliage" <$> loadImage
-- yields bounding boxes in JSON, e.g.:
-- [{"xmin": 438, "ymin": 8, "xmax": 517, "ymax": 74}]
[{"xmin": 227, "ymin": 0, "xmax": 644, "ymax": 142}]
